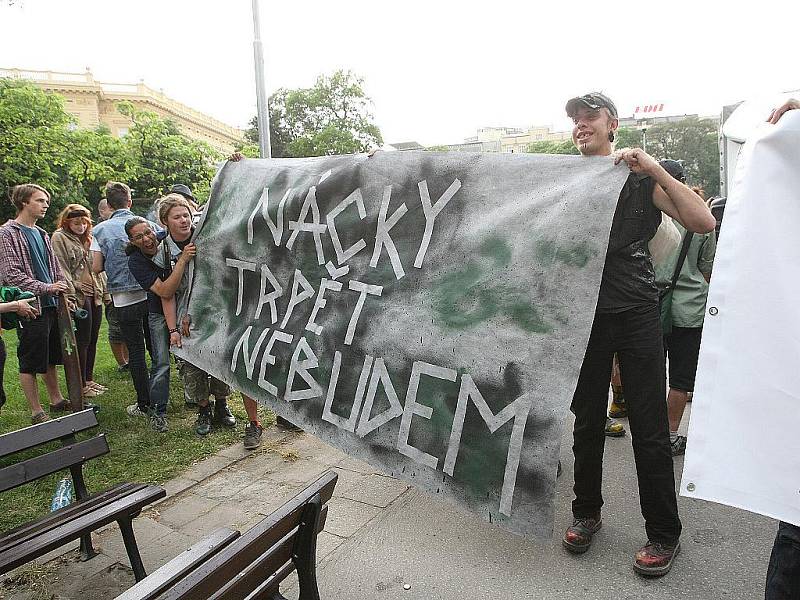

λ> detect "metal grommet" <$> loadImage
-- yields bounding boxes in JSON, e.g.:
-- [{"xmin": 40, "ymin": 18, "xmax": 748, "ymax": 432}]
[
  {"xmin": 686, "ymin": 483, "xmax": 696, "ymax": 492},
  {"xmin": 708, "ymin": 307, "xmax": 718, "ymax": 316}
]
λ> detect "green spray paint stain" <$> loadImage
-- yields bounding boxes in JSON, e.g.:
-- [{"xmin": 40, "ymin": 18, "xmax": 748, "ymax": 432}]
[
  {"xmin": 536, "ymin": 240, "xmax": 595, "ymax": 268},
  {"xmin": 479, "ymin": 236, "xmax": 512, "ymax": 267}
]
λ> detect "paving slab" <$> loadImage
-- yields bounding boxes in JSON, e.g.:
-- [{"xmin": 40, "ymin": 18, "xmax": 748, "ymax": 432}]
[
  {"xmin": 190, "ymin": 467, "xmax": 256, "ymax": 500},
  {"xmin": 149, "ymin": 492, "xmax": 220, "ymax": 529},
  {"xmin": 323, "ymin": 497, "xmax": 384, "ymax": 538},
  {"xmin": 337, "ymin": 472, "xmax": 411, "ymax": 508},
  {"xmin": 309, "ymin": 413, "xmax": 776, "ymax": 600},
  {"xmin": 181, "ymin": 454, "xmax": 236, "ymax": 482},
  {"xmin": 177, "ymin": 500, "xmax": 245, "ymax": 539},
  {"xmin": 6, "ymin": 405, "xmax": 777, "ymax": 600}
]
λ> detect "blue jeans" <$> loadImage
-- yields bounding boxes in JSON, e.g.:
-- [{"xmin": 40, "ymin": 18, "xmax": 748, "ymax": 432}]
[
  {"xmin": 766, "ymin": 521, "xmax": 800, "ymax": 599},
  {"xmin": 116, "ymin": 300, "xmax": 150, "ymax": 411},
  {"xmin": 148, "ymin": 313, "xmax": 170, "ymax": 417}
]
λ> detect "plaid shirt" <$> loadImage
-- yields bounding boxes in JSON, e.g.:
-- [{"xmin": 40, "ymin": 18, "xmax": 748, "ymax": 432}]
[{"xmin": 0, "ymin": 219, "xmax": 67, "ymax": 297}]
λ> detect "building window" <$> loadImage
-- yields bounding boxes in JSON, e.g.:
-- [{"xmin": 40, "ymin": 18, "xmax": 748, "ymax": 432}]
[{"xmin": 118, "ymin": 127, "xmax": 129, "ymax": 137}]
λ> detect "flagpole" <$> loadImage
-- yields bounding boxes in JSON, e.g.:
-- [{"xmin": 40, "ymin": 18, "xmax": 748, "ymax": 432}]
[{"xmin": 252, "ymin": 0, "xmax": 271, "ymax": 158}]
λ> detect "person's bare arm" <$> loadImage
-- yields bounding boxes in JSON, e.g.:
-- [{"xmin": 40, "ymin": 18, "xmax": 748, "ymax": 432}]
[
  {"xmin": 0, "ymin": 298, "xmax": 38, "ymax": 319},
  {"xmin": 149, "ymin": 244, "xmax": 196, "ymax": 299},
  {"xmin": 767, "ymin": 98, "xmax": 800, "ymax": 124},
  {"xmin": 91, "ymin": 250, "xmax": 105, "ymax": 274},
  {"xmin": 161, "ymin": 295, "xmax": 182, "ymax": 347},
  {"xmin": 614, "ymin": 148, "xmax": 716, "ymax": 234}
]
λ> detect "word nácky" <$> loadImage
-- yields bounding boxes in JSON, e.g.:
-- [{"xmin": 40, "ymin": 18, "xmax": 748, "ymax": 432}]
[{"xmin": 224, "ymin": 175, "xmax": 531, "ymax": 517}]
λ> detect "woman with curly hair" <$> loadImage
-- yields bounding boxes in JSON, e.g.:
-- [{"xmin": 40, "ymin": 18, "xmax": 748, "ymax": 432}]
[{"xmin": 51, "ymin": 204, "xmax": 107, "ymax": 398}]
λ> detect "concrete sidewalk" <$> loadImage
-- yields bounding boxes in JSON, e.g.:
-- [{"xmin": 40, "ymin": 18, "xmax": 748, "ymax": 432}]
[{"xmin": 1, "ymin": 410, "xmax": 777, "ymax": 599}]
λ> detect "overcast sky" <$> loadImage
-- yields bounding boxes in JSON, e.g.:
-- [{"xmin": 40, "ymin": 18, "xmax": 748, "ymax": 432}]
[{"xmin": 1, "ymin": 0, "xmax": 797, "ymax": 146}]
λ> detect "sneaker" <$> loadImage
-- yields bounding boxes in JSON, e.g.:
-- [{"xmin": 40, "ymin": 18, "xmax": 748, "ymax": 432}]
[
  {"xmin": 634, "ymin": 540, "xmax": 681, "ymax": 576},
  {"xmin": 243, "ymin": 422, "xmax": 263, "ymax": 450},
  {"xmin": 150, "ymin": 414, "xmax": 168, "ymax": 433},
  {"xmin": 608, "ymin": 397, "xmax": 627, "ymax": 418},
  {"xmin": 671, "ymin": 435, "xmax": 687, "ymax": 456},
  {"xmin": 126, "ymin": 404, "xmax": 148, "ymax": 418},
  {"xmin": 605, "ymin": 418, "xmax": 626, "ymax": 437},
  {"xmin": 196, "ymin": 408, "xmax": 213, "ymax": 436},
  {"xmin": 214, "ymin": 398, "xmax": 236, "ymax": 428},
  {"xmin": 563, "ymin": 515, "xmax": 602, "ymax": 554},
  {"xmin": 31, "ymin": 411, "xmax": 51, "ymax": 425}
]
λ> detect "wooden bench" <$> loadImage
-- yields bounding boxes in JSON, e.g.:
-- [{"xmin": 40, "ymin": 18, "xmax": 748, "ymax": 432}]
[
  {"xmin": 116, "ymin": 470, "xmax": 338, "ymax": 600},
  {"xmin": 0, "ymin": 409, "xmax": 166, "ymax": 582}
]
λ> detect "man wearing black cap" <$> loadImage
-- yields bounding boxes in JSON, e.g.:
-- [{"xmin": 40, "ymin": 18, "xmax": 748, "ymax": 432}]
[{"xmin": 561, "ymin": 92, "xmax": 716, "ymax": 576}]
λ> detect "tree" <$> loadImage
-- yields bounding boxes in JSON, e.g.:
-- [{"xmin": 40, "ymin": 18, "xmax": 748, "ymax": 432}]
[
  {"xmin": 1, "ymin": 79, "xmax": 226, "ymax": 230},
  {"xmin": 246, "ymin": 70, "xmax": 383, "ymax": 158},
  {"xmin": 116, "ymin": 102, "xmax": 222, "ymax": 202},
  {"xmin": 614, "ymin": 126, "xmax": 643, "ymax": 149},
  {"xmin": 641, "ymin": 118, "xmax": 720, "ymax": 195},
  {"xmin": 526, "ymin": 139, "xmax": 579, "ymax": 155},
  {"xmin": 0, "ymin": 78, "xmax": 108, "ymax": 229},
  {"xmin": 524, "ymin": 120, "xmax": 719, "ymax": 195}
]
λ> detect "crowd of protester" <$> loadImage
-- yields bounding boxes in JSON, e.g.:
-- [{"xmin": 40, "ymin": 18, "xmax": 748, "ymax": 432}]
[
  {"xmin": 0, "ymin": 95, "xmax": 797, "ymax": 593},
  {"xmin": 0, "ymin": 174, "xmax": 267, "ymax": 450}
]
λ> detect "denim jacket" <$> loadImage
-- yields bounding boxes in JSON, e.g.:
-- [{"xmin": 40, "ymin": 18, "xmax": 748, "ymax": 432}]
[{"xmin": 93, "ymin": 209, "xmax": 161, "ymax": 294}]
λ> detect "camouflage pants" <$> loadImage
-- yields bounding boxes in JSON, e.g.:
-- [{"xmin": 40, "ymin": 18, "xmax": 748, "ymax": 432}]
[{"xmin": 177, "ymin": 359, "xmax": 230, "ymax": 404}]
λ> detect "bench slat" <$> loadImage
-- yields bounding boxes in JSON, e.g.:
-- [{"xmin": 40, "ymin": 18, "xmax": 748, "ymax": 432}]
[
  {"xmin": 114, "ymin": 527, "xmax": 240, "ymax": 600},
  {"xmin": 246, "ymin": 560, "xmax": 296, "ymax": 600},
  {"xmin": 159, "ymin": 471, "xmax": 337, "ymax": 600},
  {"xmin": 0, "ymin": 435, "xmax": 109, "ymax": 494},
  {"xmin": 0, "ymin": 484, "xmax": 165, "ymax": 574},
  {"xmin": 0, "ymin": 482, "xmax": 143, "ymax": 552},
  {"xmin": 209, "ymin": 504, "xmax": 328, "ymax": 600},
  {"xmin": 0, "ymin": 410, "xmax": 98, "ymax": 458}
]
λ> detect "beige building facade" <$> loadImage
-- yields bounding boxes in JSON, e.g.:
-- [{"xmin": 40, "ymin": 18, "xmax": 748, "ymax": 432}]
[
  {"xmin": 458, "ymin": 125, "xmax": 571, "ymax": 153},
  {"xmin": 1, "ymin": 68, "xmax": 244, "ymax": 154}
]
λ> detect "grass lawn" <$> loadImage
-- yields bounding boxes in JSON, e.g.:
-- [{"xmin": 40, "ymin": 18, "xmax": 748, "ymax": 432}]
[{"xmin": 0, "ymin": 320, "xmax": 273, "ymax": 532}]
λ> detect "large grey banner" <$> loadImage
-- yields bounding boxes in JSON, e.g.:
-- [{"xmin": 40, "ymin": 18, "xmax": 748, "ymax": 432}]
[{"xmin": 176, "ymin": 151, "xmax": 628, "ymax": 539}]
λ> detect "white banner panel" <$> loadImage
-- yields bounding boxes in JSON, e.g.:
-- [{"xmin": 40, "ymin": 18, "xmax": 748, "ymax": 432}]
[{"xmin": 680, "ymin": 111, "xmax": 800, "ymax": 526}]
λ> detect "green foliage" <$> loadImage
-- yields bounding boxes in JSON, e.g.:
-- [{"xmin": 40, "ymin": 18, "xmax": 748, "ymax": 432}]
[
  {"xmin": 0, "ymin": 79, "xmax": 224, "ymax": 231},
  {"xmin": 523, "ymin": 120, "xmax": 720, "ymax": 196},
  {"xmin": 116, "ymin": 102, "xmax": 222, "ymax": 203},
  {"xmin": 614, "ymin": 126, "xmax": 643, "ymax": 149},
  {"xmin": 525, "ymin": 139, "xmax": 579, "ymax": 155},
  {"xmin": 425, "ymin": 145, "xmax": 451, "ymax": 152},
  {"xmin": 640, "ymin": 117, "xmax": 720, "ymax": 196},
  {"xmin": 0, "ymin": 79, "xmax": 89, "ymax": 229},
  {"xmin": 246, "ymin": 70, "xmax": 383, "ymax": 158},
  {"xmin": 234, "ymin": 139, "xmax": 260, "ymax": 158}
]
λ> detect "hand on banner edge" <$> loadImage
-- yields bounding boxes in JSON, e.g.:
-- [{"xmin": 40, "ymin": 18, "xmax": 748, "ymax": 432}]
[
  {"xmin": 767, "ymin": 99, "xmax": 800, "ymax": 124},
  {"xmin": 181, "ymin": 313, "xmax": 191, "ymax": 338}
]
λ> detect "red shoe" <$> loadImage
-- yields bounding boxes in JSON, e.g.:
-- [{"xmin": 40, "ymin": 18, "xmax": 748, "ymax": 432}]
[
  {"xmin": 634, "ymin": 540, "xmax": 681, "ymax": 576},
  {"xmin": 562, "ymin": 515, "xmax": 602, "ymax": 554}
]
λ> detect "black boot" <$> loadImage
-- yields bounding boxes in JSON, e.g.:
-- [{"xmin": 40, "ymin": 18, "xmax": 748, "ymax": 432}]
[
  {"xmin": 196, "ymin": 405, "xmax": 212, "ymax": 436},
  {"xmin": 214, "ymin": 397, "xmax": 236, "ymax": 428}
]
